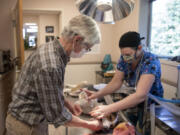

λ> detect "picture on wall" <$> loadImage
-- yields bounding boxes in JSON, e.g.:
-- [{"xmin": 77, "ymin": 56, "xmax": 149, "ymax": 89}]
[
  {"xmin": 46, "ymin": 36, "xmax": 54, "ymax": 43},
  {"xmin": 45, "ymin": 26, "xmax": 54, "ymax": 33}
]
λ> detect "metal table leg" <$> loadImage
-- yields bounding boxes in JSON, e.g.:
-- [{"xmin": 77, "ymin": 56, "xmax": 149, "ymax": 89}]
[{"xmin": 65, "ymin": 127, "xmax": 68, "ymax": 135}]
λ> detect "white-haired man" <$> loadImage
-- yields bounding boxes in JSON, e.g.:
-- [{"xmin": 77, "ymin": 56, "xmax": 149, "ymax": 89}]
[{"xmin": 5, "ymin": 15, "xmax": 102, "ymax": 135}]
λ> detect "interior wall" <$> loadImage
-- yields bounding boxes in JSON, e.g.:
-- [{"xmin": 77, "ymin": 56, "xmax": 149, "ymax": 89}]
[
  {"xmin": 71, "ymin": 24, "xmax": 115, "ymax": 63},
  {"xmin": 0, "ymin": 1, "xmax": 18, "ymax": 134},
  {"xmin": 161, "ymin": 62, "xmax": 178, "ymax": 84},
  {"xmin": 23, "ymin": 13, "xmax": 60, "ymax": 60},
  {"xmin": 0, "ymin": 0, "xmax": 17, "ymax": 58},
  {"xmin": 162, "ymin": 82, "xmax": 177, "ymax": 99},
  {"xmin": 138, "ymin": 0, "xmax": 151, "ymax": 46},
  {"xmin": 64, "ymin": 64, "xmax": 101, "ymax": 85},
  {"xmin": 22, "ymin": 0, "xmax": 179, "ymax": 100},
  {"xmin": 23, "ymin": 0, "xmax": 115, "ymax": 63},
  {"xmin": 160, "ymin": 60, "xmax": 179, "ymax": 99},
  {"xmin": 112, "ymin": 0, "xmax": 140, "ymax": 62},
  {"xmin": 39, "ymin": 14, "xmax": 59, "ymax": 46}
]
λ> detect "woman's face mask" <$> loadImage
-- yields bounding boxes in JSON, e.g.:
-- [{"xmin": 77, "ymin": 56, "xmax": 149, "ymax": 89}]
[
  {"xmin": 121, "ymin": 47, "xmax": 138, "ymax": 63},
  {"xmin": 122, "ymin": 55, "xmax": 135, "ymax": 63}
]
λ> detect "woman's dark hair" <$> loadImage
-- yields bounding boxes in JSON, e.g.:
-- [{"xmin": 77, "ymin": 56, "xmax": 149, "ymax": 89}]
[{"xmin": 119, "ymin": 31, "xmax": 145, "ymax": 49}]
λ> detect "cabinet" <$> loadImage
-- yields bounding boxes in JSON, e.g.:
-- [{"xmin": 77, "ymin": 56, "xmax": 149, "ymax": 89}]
[
  {"xmin": 0, "ymin": 70, "xmax": 16, "ymax": 135},
  {"xmin": 95, "ymin": 71, "xmax": 114, "ymax": 84}
]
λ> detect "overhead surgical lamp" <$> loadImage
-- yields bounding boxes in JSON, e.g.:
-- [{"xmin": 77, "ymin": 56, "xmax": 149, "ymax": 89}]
[{"xmin": 75, "ymin": 0, "xmax": 135, "ymax": 24}]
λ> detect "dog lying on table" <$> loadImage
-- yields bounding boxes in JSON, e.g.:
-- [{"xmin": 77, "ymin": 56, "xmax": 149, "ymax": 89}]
[{"xmin": 75, "ymin": 89, "xmax": 135, "ymax": 135}]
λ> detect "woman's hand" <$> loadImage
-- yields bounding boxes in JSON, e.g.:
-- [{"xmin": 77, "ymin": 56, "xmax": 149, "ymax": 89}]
[
  {"xmin": 90, "ymin": 105, "xmax": 113, "ymax": 119},
  {"xmin": 81, "ymin": 89, "xmax": 97, "ymax": 100}
]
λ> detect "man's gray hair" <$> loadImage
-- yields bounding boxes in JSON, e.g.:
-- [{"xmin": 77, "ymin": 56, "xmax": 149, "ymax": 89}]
[{"xmin": 61, "ymin": 15, "xmax": 101, "ymax": 45}]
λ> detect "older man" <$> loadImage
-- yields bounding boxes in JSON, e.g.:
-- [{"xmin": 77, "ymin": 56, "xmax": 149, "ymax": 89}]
[{"xmin": 5, "ymin": 15, "xmax": 102, "ymax": 135}]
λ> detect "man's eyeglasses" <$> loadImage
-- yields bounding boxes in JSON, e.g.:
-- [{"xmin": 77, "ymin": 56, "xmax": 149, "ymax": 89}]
[
  {"xmin": 86, "ymin": 47, "xmax": 91, "ymax": 52},
  {"xmin": 82, "ymin": 42, "xmax": 92, "ymax": 52}
]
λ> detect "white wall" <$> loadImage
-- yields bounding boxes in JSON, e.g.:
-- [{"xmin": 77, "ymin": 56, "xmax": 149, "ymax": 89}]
[
  {"xmin": 23, "ymin": 14, "xmax": 39, "ymax": 25},
  {"xmin": 38, "ymin": 14, "xmax": 59, "ymax": 45},
  {"xmin": 0, "ymin": 0, "xmax": 17, "ymax": 134},
  {"xmin": 160, "ymin": 60, "xmax": 179, "ymax": 99},
  {"xmin": 64, "ymin": 64, "xmax": 101, "ymax": 85},
  {"xmin": 0, "ymin": 0, "xmax": 17, "ymax": 58},
  {"xmin": 112, "ymin": 0, "xmax": 140, "ymax": 62},
  {"xmin": 23, "ymin": 12, "xmax": 60, "ymax": 60},
  {"xmin": 162, "ymin": 82, "xmax": 177, "ymax": 99}
]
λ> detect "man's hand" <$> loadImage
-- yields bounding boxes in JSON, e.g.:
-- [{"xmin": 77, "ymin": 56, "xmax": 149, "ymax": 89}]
[
  {"xmin": 65, "ymin": 115, "xmax": 103, "ymax": 131},
  {"xmin": 65, "ymin": 100, "xmax": 82, "ymax": 116},
  {"xmin": 69, "ymin": 103, "xmax": 82, "ymax": 116},
  {"xmin": 73, "ymin": 103, "xmax": 82, "ymax": 116},
  {"xmin": 90, "ymin": 105, "xmax": 112, "ymax": 119}
]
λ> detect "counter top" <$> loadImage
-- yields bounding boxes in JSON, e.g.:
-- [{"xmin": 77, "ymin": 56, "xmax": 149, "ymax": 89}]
[
  {"xmin": 0, "ymin": 72, "xmax": 9, "ymax": 80},
  {"xmin": 155, "ymin": 107, "xmax": 180, "ymax": 135},
  {"xmin": 0, "ymin": 69, "xmax": 17, "ymax": 81}
]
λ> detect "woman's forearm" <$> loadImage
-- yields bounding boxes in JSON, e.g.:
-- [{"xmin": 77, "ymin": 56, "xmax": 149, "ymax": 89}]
[
  {"xmin": 96, "ymin": 79, "xmax": 123, "ymax": 98},
  {"xmin": 108, "ymin": 74, "xmax": 154, "ymax": 113},
  {"xmin": 109, "ymin": 93, "xmax": 146, "ymax": 113}
]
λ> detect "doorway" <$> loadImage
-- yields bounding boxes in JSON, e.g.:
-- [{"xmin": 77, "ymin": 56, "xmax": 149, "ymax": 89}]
[{"xmin": 23, "ymin": 10, "xmax": 61, "ymax": 60}]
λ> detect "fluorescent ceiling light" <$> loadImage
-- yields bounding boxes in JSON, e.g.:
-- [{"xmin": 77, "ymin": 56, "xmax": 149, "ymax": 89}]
[{"xmin": 24, "ymin": 23, "xmax": 37, "ymax": 26}]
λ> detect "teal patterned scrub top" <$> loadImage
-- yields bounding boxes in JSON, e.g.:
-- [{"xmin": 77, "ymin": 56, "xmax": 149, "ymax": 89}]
[{"xmin": 117, "ymin": 50, "xmax": 163, "ymax": 97}]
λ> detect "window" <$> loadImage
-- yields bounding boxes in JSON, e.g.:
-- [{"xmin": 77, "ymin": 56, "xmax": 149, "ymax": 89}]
[
  {"xmin": 150, "ymin": 0, "xmax": 180, "ymax": 57},
  {"xmin": 23, "ymin": 23, "xmax": 38, "ymax": 50}
]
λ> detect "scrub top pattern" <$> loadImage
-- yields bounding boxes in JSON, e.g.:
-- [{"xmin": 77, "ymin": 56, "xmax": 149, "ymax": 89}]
[{"xmin": 117, "ymin": 51, "xmax": 163, "ymax": 97}]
